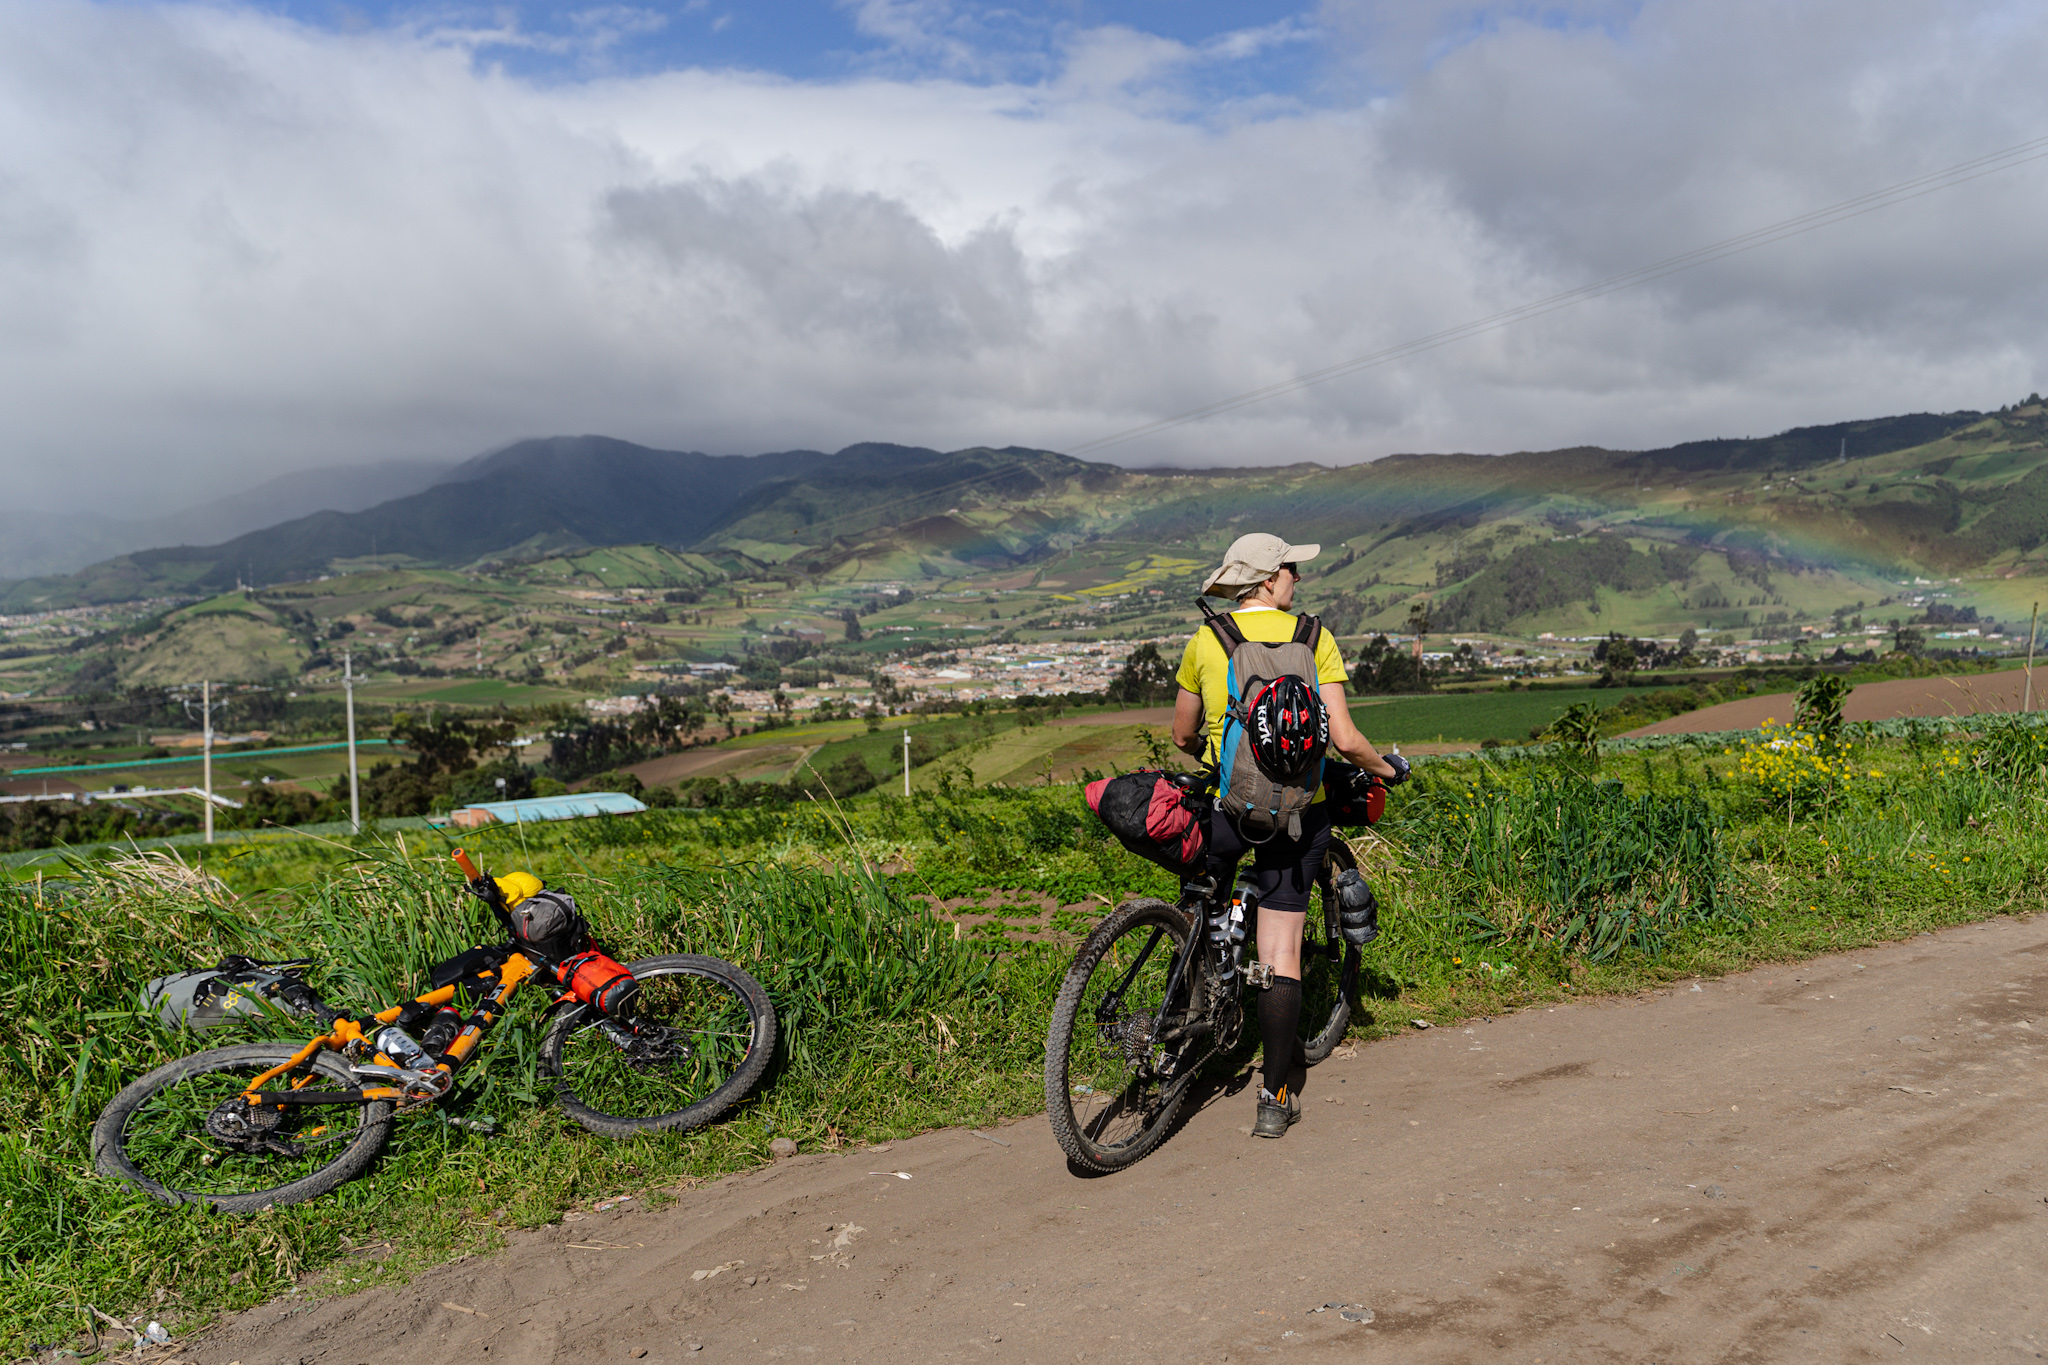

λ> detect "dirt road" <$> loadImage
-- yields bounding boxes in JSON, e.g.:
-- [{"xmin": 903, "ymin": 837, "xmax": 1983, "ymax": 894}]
[
  {"xmin": 190, "ymin": 917, "xmax": 2048, "ymax": 1364},
  {"xmin": 1624, "ymin": 669, "xmax": 2036, "ymax": 737}
]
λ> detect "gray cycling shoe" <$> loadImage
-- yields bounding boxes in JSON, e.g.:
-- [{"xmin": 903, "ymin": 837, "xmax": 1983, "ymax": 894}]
[{"xmin": 1252, "ymin": 1086, "xmax": 1300, "ymax": 1138}]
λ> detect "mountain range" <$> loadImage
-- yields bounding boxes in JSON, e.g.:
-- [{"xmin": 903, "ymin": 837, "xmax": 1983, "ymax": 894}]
[{"xmin": 6, "ymin": 403, "xmax": 2047, "ymax": 630}]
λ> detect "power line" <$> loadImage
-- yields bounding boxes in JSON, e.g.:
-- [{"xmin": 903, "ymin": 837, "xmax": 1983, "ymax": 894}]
[{"xmin": 1066, "ymin": 133, "xmax": 2048, "ymax": 456}]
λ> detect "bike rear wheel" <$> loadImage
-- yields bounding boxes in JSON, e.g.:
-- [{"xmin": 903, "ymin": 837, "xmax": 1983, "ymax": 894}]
[
  {"xmin": 91, "ymin": 1042, "xmax": 393, "ymax": 1211},
  {"xmin": 1300, "ymin": 838, "xmax": 1363, "ymax": 1065},
  {"xmin": 542, "ymin": 954, "xmax": 775, "ymax": 1138},
  {"xmin": 1045, "ymin": 898, "xmax": 1199, "ymax": 1173}
]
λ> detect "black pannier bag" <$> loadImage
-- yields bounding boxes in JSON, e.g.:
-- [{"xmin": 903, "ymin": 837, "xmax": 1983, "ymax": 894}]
[
  {"xmin": 1323, "ymin": 761, "xmax": 1387, "ymax": 829},
  {"xmin": 1085, "ymin": 770, "xmax": 1212, "ymax": 876},
  {"xmin": 429, "ymin": 944, "xmax": 514, "ymax": 999}
]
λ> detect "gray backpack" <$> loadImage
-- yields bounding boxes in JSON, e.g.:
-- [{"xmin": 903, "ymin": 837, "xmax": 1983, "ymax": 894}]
[
  {"xmin": 504, "ymin": 888, "xmax": 589, "ymax": 963},
  {"xmin": 145, "ymin": 958, "xmax": 316, "ymax": 1031},
  {"xmin": 1201, "ymin": 603, "xmax": 1331, "ymax": 842}
]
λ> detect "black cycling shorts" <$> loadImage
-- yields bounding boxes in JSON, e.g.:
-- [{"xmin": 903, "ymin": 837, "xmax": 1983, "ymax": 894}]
[{"xmin": 1205, "ymin": 801, "xmax": 1332, "ymax": 917}]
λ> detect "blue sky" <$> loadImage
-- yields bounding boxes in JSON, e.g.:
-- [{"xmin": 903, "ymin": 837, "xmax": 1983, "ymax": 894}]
[{"xmin": 244, "ymin": 0, "xmax": 1330, "ymax": 95}]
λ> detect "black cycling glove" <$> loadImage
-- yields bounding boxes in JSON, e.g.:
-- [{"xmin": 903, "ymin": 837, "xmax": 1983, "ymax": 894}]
[{"xmin": 1383, "ymin": 753, "xmax": 1411, "ymax": 785}]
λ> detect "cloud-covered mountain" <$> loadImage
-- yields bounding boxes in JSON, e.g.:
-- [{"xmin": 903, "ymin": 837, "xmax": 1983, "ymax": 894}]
[{"xmin": 0, "ymin": 458, "xmax": 455, "ymax": 580}]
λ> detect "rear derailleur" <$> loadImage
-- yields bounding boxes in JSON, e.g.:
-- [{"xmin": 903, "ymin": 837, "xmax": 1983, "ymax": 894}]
[{"xmin": 204, "ymin": 1099, "xmax": 302, "ymax": 1158}]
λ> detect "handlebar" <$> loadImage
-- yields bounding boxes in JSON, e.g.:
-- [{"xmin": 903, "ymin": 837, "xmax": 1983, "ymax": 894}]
[{"xmin": 452, "ymin": 848, "xmax": 504, "ymax": 908}]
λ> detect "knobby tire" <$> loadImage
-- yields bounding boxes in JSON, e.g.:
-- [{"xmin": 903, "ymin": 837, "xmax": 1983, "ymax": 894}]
[
  {"xmin": 542, "ymin": 954, "xmax": 775, "ymax": 1138},
  {"xmin": 1045, "ymin": 898, "xmax": 1198, "ymax": 1173},
  {"xmin": 1300, "ymin": 838, "xmax": 1362, "ymax": 1065},
  {"xmin": 91, "ymin": 1042, "xmax": 393, "ymax": 1212}
]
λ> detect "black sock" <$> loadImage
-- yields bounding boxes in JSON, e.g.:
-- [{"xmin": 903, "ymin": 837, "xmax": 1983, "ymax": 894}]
[{"xmin": 1258, "ymin": 975, "xmax": 1302, "ymax": 1098}]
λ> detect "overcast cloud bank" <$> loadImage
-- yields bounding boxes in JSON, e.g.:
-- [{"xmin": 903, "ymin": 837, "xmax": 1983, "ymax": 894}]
[{"xmin": 2, "ymin": 0, "xmax": 2045, "ymax": 517}]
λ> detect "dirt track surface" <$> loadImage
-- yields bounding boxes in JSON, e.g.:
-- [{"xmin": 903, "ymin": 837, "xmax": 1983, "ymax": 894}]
[
  {"xmin": 1624, "ymin": 669, "xmax": 2036, "ymax": 736},
  {"xmin": 187, "ymin": 917, "xmax": 2048, "ymax": 1365}
]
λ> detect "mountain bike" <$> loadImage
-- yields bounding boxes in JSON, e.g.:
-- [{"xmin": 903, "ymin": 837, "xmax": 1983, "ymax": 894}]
[
  {"xmin": 1044, "ymin": 836, "xmax": 1369, "ymax": 1173},
  {"xmin": 92, "ymin": 851, "xmax": 777, "ymax": 1212}
]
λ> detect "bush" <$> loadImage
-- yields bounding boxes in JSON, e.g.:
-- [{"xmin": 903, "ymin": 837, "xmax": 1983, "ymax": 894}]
[{"xmin": 1393, "ymin": 758, "xmax": 1733, "ymax": 961}]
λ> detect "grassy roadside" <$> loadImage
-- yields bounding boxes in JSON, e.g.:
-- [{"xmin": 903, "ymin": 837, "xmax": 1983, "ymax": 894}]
[{"xmin": 6, "ymin": 720, "xmax": 2048, "ymax": 1355}]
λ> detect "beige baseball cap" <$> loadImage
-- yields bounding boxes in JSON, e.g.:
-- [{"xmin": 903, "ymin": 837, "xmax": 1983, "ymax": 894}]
[{"xmin": 1200, "ymin": 532, "xmax": 1321, "ymax": 597}]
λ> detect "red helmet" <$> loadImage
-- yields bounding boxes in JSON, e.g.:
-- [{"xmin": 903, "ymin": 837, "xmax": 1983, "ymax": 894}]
[{"xmin": 1245, "ymin": 676, "xmax": 1328, "ymax": 780}]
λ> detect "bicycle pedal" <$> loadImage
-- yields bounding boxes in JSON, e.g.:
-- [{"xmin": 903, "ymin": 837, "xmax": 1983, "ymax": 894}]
[{"xmin": 1245, "ymin": 962, "xmax": 1275, "ymax": 989}]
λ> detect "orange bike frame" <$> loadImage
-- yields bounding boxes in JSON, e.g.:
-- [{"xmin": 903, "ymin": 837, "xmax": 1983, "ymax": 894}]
[{"xmin": 241, "ymin": 951, "xmax": 542, "ymax": 1104}]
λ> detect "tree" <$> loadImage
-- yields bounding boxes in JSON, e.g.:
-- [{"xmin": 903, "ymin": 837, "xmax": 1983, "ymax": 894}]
[
  {"xmin": 842, "ymin": 609, "xmax": 862, "ymax": 642},
  {"xmin": 1894, "ymin": 624, "xmax": 1926, "ymax": 655},
  {"xmin": 389, "ymin": 712, "xmax": 514, "ymax": 778},
  {"xmin": 1601, "ymin": 638, "xmax": 1637, "ymax": 684},
  {"xmin": 1406, "ymin": 600, "xmax": 1432, "ymax": 643},
  {"xmin": 1351, "ymin": 635, "xmax": 1429, "ymax": 694},
  {"xmin": 1108, "ymin": 644, "xmax": 1177, "ymax": 704},
  {"xmin": 712, "ymin": 692, "xmax": 735, "ymax": 737}
]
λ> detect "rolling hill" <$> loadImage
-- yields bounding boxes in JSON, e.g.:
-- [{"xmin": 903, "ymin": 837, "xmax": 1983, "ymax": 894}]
[{"xmin": 7, "ymin": 403, "xmax": 2047, "ymax": 645}]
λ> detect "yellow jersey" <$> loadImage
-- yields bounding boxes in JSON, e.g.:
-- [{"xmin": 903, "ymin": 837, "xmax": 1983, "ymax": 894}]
[{"xmin": 1173, "ymin": 606, "xmax": 1349, "ymax": 789}]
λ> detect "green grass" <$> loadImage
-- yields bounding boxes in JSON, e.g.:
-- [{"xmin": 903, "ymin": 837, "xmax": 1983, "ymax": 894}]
[
  {"xmin": 349, "ymin": 679, "xmax": 584, "ymax": 705},
  {"xmin": 7, "ymin": 723, "xmax": 2048, "ymax": 1353},
  {"xmin": 1348, "ymin": 685, "xmax": 1629, "ymax": 743}
]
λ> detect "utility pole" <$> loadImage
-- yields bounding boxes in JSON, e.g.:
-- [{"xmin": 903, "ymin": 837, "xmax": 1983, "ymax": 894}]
[
  {"xmin": 344, "ymin": 651, "xmax": 361, "ymax": 834},
  {"xmin": 180, "ymin": 683, "xmax": 228, "ymax": 840},
  {"xmin": 201, "ymin": 679, "xmax": 214, "ymax": 844},
  {"xmin": 2026, "ymin": 602, "xmax": 2039, "ymax": 714},
  {"xmin": 902, "ymin": 727, "xmax": 911, "ymax": 797}
]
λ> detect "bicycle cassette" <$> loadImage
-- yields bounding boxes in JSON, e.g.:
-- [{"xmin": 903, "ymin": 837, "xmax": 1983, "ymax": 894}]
[{"xmin": 205, "ymin": 1098, "xmax": 300, "ymax": 1157}]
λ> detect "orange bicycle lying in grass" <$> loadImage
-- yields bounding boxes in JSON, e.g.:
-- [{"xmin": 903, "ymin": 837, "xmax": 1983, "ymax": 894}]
[{"xmin": 91, "ymin": 851, "xmax": 776, "ymax": 1212}]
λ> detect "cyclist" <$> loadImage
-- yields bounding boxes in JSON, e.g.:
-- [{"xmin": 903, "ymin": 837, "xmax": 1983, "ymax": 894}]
[{"xmin": 1170, "ymin": 532, "xmax": 1407, "ymax": 1138}]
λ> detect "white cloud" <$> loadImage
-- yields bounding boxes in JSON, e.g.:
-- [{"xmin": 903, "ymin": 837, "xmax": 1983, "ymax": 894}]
[{"xmin": 1, "ymin": 0, "xmax": 2046, "ymax": 519}]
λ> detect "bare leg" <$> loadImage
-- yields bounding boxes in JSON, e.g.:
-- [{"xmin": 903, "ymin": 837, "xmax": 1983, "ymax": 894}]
[{"xmin": 1256, "ymin": 907, "xmax": 1306, "ymax": 981}]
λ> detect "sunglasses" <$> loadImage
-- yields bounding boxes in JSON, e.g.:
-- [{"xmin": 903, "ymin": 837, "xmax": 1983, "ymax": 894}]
[{"xmin": 1279, "ymin": 562, "xmax": 1301, "ymax": 580}]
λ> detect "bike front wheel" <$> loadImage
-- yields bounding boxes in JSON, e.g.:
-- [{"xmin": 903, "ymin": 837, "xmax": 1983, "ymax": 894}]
[
  {"xmin": 1300, "ymin": 838, "xmax": 1363, "ymax": 1066},
  {"xmin": 91, "ymin": 1042, "xmax": 394, "ymax": 1212},
  {"xmin": 541, "ymin": 954, "xmax": 776, "ymax": 1138},
  {"xmin": 1045, "ymin": 897, "xmax": 1198, "ymax": 1173}
]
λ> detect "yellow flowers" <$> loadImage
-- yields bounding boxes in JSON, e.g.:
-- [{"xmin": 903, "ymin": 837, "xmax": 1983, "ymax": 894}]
[{"xmin": 1736, "ymin": 721, "xmax": 1839, "ymax": 800}]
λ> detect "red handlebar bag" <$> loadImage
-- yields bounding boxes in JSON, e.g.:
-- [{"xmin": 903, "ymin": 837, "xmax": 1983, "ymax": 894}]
[{"xmin": 557, "ymin": 949, "xmax": 640, "ymax": 1020}]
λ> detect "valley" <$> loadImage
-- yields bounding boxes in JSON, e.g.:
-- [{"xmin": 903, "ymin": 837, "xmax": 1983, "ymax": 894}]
[{"xmin": 4, "ymin": 401, "xmax": 2045, "ymax": 859}]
